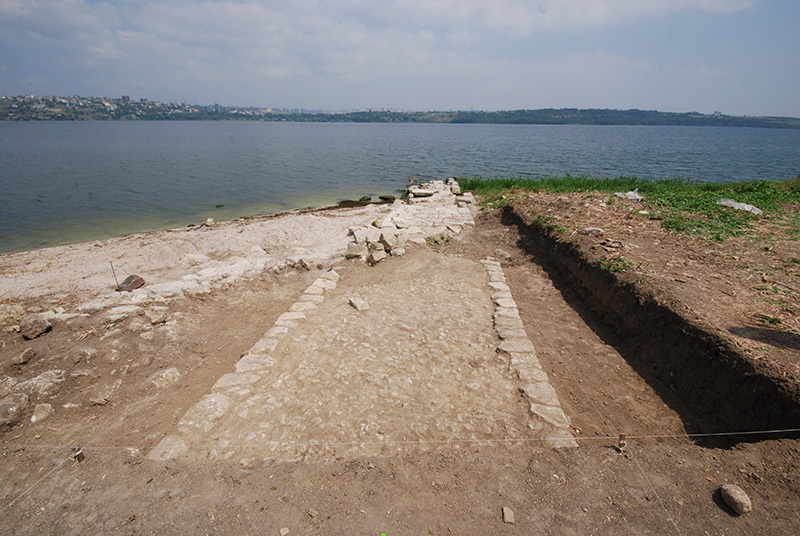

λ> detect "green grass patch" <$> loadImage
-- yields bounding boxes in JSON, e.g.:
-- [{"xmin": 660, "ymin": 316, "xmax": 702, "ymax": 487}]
[
  {"xmin": 460, "ymin": 175, "xmax": 800, "ymax": 242},
  {"xmin": 755, "ymin": 313, "xmax": 782, "ymax": 326},
  {"xmin": 530, "ymin": 214, "xmax": 570, "ymax": 234},
  {"xmin": 598, "ymin": 256, "xmax": 634, "ymax": 273}
]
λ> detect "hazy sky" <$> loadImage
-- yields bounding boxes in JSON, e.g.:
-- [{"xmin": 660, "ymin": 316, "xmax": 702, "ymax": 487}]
[{"xmin": 1, "ymin": 0, "xmax": 798, "ymax": 116}]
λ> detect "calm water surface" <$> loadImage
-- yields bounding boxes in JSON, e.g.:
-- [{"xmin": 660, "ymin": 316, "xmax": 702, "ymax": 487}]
[{"xmin": 1, "ymin": 121, "xmax": 798, "ymax": 253}]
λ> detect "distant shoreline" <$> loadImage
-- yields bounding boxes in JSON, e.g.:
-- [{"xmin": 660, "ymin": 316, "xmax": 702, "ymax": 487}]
[{"xmin": 2, "ymin": 95, "xmax": 799, "ymax": 128}]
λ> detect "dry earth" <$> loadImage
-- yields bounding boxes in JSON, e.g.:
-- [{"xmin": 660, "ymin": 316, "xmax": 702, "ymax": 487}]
[{"xmin": 1, "ymin": 188, "xmax": 799, "ymax": 535}]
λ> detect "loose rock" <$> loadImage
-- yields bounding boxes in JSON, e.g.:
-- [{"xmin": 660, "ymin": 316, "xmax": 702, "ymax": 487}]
[
  {"xmin": 578, "ymin": 227, "xmax": 604, "ymax": 236},
  {"xmin": 12, "ymin": 348, "xmax": 35, "ymax": 365},
  {"xmin": 151, "ymin": 367, "xmax": 182, "ymax": 389},
  {"xmin": 345, "ymin": 243, "xmax": 368, "ymax": 260},
  {"xmin": 379, "ymin": 231, "xmax": 398, "ymax": 251},
  {"xmin": 0, "ymin": 303, "xmax": 25, "ymax": 323},
  {"xmin": 31, "ymin": 403, "xmax": 53, "ymax": 423},
  {"xmin": 0, "ymin": 393, "xmax": 29, "ymax": 427},
  {"xmin": 89, "ymin": 379, "xmax": 123, "ymax": 406},
  {"xmin": 502, "ymin": 506, "xmax": 515, "ymax": 524},
  {"xmin": 720, "ymin": 484, "xmax": 752, "ymax": 515},
  {"xmin": 349, "ymin": 298, "xmax": 370, "ymax": 311},
  {"xmin": 15, "ymin": 370, "xmax": 65, "ymax": 397},
  {"xmin": 368, "ymin": 250, "xmax": 387, "ymax": 265},
  {"xmin": 145, "ymin": 309, "xmax": 169, "ymax": 325},
  {"xmin": 20, "ymin": 314, "xmax": 51, "ymax": 340}
]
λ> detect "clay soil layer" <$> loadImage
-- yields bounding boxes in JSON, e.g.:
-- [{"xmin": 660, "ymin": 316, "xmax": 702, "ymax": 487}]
[{"xmin": 2, "ymin": 196, "xmax": 800, "ymax": 535}]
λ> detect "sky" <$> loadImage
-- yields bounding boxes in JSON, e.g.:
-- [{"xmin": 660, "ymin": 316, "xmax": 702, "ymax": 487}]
[{"xmin": 0, "ymin": 0, "xmax": 798, "ymax": 116}]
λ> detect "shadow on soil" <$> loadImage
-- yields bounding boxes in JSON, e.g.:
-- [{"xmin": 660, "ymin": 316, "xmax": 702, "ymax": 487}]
[
  {"xmin": 501, "ymin": 205, "xmax": 800, "ymax": 449},
  {"xmin": 728, "ymin": 326, "xmax": 800, "ymax": 351}
]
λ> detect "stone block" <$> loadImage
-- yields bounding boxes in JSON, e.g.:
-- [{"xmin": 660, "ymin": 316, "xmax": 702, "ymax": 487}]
[
  {"xmin": 252, "ymin": 337, "xmax": 279, "ymax": 353},
  {"xmin": 179, "ymin": 393, "xmax": 233, "ymax": 434},
  {"xmin": 319, "ymin": 270, "xmax": 340, "ymax": 282},
  {"xmin": 379, "ymin": 231, "xmax": 398, "ymax": 251},
  {"xmin": 235, "ymin": 353, "xmax": 276, "ymax": 373},
  {"xmin": 290, "ymin": 302, "xmax": 317, "ymax": 313},
  {"xmin": 494, "ymin": 297, "xmax": 517, "ymax": 309},
  {"xmin": 368, "ymin": 250, "xmax": 387, "ymax": 265},
  {"xmin": 345, "ymin": 243, "xmax": 368, "ymax": 259},
  {"xmin": 498, "ymin": 338, "xmax": 536, "ymax": 355},
  {"xmin": 529, "ymin": 403, "xmax": 570, "ymax": 428},
  {"xmin": 521, "ymin": 382, "xmax": 560, "ymax": 406},
  {"xmin": 146, "ymin": 435, "xmax": 189, "ymax": 461},
  {"xmin": 488, "ymin": 282, "xmax": 510, "ymax": 292},
  {"xmin": 213, "ymin": 373, "xmax": 260, "ymax": 390}
]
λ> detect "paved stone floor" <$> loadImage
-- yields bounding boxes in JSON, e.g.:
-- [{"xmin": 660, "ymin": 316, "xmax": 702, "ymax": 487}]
[{"xmin": 148, "ymin": 181, "xmax": 576, "ymax": 465}]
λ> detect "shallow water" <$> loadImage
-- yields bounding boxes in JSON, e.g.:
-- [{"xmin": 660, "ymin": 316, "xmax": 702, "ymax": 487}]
[{"xmin": 1, "ymin": 121, "xmax": 798, "ymax": 253}]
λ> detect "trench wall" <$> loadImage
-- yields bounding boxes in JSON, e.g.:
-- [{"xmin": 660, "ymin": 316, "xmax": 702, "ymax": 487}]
[{"xmin": 503, "ymin": 204, "xmax": 800, "ymax": 445}]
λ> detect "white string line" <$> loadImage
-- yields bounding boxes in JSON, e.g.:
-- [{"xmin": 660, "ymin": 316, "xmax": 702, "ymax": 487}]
[
  {"xmin": 0, "ymin": 302, "xmax": 280, "ymax": 514},
  {"xmin": 0, "ymin": 453, "xmax": 71, "ymax": 511},
  {"xmin": 518, "ymin": 266, "xmax": 682, "ymax": 535},
  {"xmin": 5, "ymin": 426, "xmax": 800, "ymax": 452}
]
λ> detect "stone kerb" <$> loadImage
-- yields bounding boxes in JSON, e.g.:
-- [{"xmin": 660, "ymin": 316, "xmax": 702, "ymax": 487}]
[
  {"xmin": 146, "ymin": 269, "xmax": 341, "ymax": 461},
  {"xmin": 481, "ymin": 257, "xmax": 578, "ymax": 448}
]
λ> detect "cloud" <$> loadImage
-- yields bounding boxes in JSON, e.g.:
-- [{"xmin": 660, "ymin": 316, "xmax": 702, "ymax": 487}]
[
  {"xmin": 0, "ymin": 0, "xmax": 776, "ymax": 114},
  {"xmin": 0, "ymin": 0, "xmax": 119, "ymax": 41}
]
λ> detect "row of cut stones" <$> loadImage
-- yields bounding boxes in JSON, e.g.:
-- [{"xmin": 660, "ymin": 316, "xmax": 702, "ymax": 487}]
[
  {"xmin": 481, "ymin": 258, "xmax": 578, "ymax": 448},
  {"xmin": 146, "ymin": 270, "xmax": 340, "ymax": 460}
]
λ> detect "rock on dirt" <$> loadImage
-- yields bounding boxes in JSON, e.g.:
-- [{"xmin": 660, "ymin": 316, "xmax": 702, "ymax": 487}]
[
  {"xmin": 15, "ymin": 369, "xmax": 65, "ymax": 397},
  {"xmin": 346, "ymin": 243, "xmax": 368, "ymax": 260},
  {"xmin": 349, "ymin": 297, "xmax": 370, "ymax": 311},
  {"xmin": 89, "ymin": 379, "xmax": 123, "ymax": 406},
  {"xmin": 0, "ymin": 392, "xmax": 30, "ymax": 426},
  {"xmin": 502, "ymin": 506, "xmax": 515, "ymax": 524},
  {"xmin": 31, "ymin": 403, "xmax": 53, "ymax": 423},
  {"xmin": 12, "ymin": 348, "xmax": 35, "ymax": 365},
  {"xmin": 150, "ymin": 367, "xmax": 182, "ymax": 389},
  {"xmin": 19, "ymin": 314, "xmax": 51, "ymax": 339},
  {"xmin": 720, "ymin": 484, "xmax": 752, "ymax": 515}
]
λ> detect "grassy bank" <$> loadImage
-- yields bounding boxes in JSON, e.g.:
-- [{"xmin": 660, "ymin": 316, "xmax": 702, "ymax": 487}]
[{"xmin": 460, "ymin": 176, "xmax": 800, "ymax": 241}]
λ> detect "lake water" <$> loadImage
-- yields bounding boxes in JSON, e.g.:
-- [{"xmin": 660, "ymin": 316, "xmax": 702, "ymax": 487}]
[{"xmin": 1, "ymin": 121, "xmax": 799, "ymax": 254}]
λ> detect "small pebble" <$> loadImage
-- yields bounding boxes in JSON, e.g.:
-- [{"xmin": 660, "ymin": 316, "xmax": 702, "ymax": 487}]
[
  {"xmin": 280, "ymin": 528, "xmax": 289, "ymax": 536},
  {"xmin": 502, "ymin": 506, "xmax": 515, "ymax": 524}
]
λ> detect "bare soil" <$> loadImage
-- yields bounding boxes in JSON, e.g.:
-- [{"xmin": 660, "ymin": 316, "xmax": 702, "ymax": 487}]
[{"xmin": 1, "ymin": 195, "xmax": 799, "ymax": 535}]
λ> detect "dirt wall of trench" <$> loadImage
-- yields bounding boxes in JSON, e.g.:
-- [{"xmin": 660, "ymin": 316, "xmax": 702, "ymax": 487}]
[{"xmin": 502, "ymin": 204, "xmax": 800, "ymax": 446}]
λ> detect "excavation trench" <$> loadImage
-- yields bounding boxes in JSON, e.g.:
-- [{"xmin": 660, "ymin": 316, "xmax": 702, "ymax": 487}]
[{"xmin": 502, "ymin": 204, "xmax": 800, "ymax": 448}]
